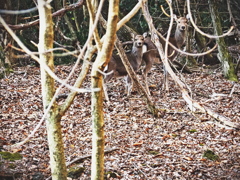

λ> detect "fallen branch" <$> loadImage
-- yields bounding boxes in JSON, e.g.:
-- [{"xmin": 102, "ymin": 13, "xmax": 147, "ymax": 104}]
[
  {"xmin": 66, "ymin": 148, "xmax": 120, "ymax": 167},
  {"xmin": 45, "ymin": 147, "xmax": 120, "ymax": 180}
]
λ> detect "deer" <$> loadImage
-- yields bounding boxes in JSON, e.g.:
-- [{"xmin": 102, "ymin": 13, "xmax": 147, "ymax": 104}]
[
  {"xmin": 142, "ymin": 14, "xmax": 190, "ymax": 95},
  {"xmin": 104, "ymin": 34, "xmax": 145, "ymax": 99}
]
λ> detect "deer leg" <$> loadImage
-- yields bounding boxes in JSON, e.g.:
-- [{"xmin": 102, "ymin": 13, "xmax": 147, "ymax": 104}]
[
  {"xmin": 125, "ymin": 75, "xmax": 132, "ymax": 96},
  {"xmin": 143, "ymin": 59, "xmax": 153, "ymax": 95},
  {"xmin": 103, "ymin": 70, "xmax": 114, "ymax": 101},
  {"xmin": 163, "ymin": 66, "xmax": 169, "ymax": 92},
  {"xmin": 142, "ymin": 72, "xmax": 150, "ymax": 95},
  {"xmin": 103, "ymin": 80, "xmax": 110, "ymax": 102}
]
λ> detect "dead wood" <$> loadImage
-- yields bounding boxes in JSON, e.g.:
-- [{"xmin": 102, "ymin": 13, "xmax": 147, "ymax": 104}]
[{"xmin": 66, "ymin": 148, "xmax": 120, "ymax": 167}]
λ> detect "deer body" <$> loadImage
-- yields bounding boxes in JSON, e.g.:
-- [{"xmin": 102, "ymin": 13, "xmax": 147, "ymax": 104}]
[
  {"xmin": 104, "ymin": 34, "xmax": 145, "ymax": 97},
  {"xmin": 142, "ymin": 14, "xmax": 189, "ymax": 94}
]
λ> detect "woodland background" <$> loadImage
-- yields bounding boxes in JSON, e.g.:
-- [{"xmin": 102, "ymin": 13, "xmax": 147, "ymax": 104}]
[{"xmin": 0, "ymin": 0, "xmax": 240, "ymax": 179}]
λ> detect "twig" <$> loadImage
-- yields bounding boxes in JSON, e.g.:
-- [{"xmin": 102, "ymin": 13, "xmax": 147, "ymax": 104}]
[
  {"xmin": 155, "ymin": 30, "xmax": 218, "ymax": 57},
  {"xmin": 160, "ymin": 5, "xmax": 170, "ymax": 17},
  {"xmin": 116, "ymin": 0, "xmax": 147, "ymax": 31},
  {"xmin": 66, "ymin": 148, "xmax": 120, "ymax": 167},
  {"xmin": 229, "ymin": 83, "xmax": 236, "ymax": 97},
  {"xmin": 0, "ymin": 7, "xmax": 38, "ymax": 15},
  {"xmin": 133, "ymin": 162, "xmax": 148, "ymax": 178}
]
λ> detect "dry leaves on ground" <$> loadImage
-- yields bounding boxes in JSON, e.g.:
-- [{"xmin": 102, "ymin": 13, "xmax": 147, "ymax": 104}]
[{"xmin": 0, "ymin": 64, "xmax": 239, "ymax": 179}]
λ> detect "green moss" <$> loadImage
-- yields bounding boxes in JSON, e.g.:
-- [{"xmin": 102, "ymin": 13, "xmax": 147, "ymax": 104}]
[
  {"xmin": 203, "ymin": 149, "xmax": 219, "ymax": 161},
  {"xmin": 67, "ymin": 166, "xmax": 85, "ymax": 179},
  {"xmin": 148, "ymin": 151, "xmax": 159, "ymax": 155},
  {"xmin": 8, "ymin": 163, "xmax": 17, "ymax": 169},
  {"xmin": 0, "ymin": 151, "xmax": 23, "ymax": 161},
  {"xmin": 188, "ymin": 129, "xmax": 197, "ymax": 133}
]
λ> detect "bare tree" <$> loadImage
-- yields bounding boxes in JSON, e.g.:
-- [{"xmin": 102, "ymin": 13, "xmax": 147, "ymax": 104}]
[
  {"xmin": 90, "ymin": 0, "xmax": 119, "ymax": 179},
  {"xmin": 38, "ymin": 0, "xmax": 67, "ymax": 179}
]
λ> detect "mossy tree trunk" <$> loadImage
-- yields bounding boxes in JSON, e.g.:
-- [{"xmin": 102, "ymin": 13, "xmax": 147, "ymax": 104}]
[
  {"xmin": 209, "ymin": 0, "xmax": 238, "ymax": 81},
  {"xmin": 90, "ymin": 0, "xmax": 119, "ymax": 179},
  {"xmin": 38, "ymin": 0, "xmax": 67, "ymax": 179}
]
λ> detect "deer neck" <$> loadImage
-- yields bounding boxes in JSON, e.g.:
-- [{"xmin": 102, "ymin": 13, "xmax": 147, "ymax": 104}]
[
  {"xmin": 132, "ymin": 46, "xmax": 143, "ymax": 65},
  {"xmin": 174, "ymin": 29, "xmax": 186, "ymax": 48},
  {"xmin": 132, "ymin": 46, "xmax": 142, "ymax": 57}
]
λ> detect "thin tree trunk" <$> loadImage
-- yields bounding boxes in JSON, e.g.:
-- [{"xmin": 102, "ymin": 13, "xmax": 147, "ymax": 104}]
[
  {"xmin": 209, "ymin": 0, "xmax": 238, "ymax": 81},
  {"xmin": 38, "ymin": 0, "xmax": 67, "ymax": 179},
  {"xmin": 90, "ymin": 0, "xmax": 119, "ymax": 179}
]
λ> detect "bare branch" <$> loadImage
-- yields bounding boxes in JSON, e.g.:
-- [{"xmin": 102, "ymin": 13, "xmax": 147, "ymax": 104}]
[
  {"xmin": 0, "ymin": 16, "xmax": 97, "ymax": 93},
  {"xmin": 0, "ymin": 0, "xmax": 85, "ymax": 30},
  {"xmin": 59, "ymin": 0, "xmax": 106, "ymax": 115},
  {"xmin": 186, "ymin": 0, "xmax": 234, "ymax": 39},
  {"xmin": 1, "ymin": 6, "xmax": 102, "ymax": 149},
  {"xmin": 155, "ymin": 30, "xmax": 218, "ymax": 57},
  {"xmin": 117, "ymin": 0, "xmax": 147, "ymax": 31},
  {"xmin": 0, "ymin": 7, "xmax": 38, "ymax": 15}
]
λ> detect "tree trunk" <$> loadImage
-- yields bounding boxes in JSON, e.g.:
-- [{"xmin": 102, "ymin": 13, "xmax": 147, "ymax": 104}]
[
  {"xmin": 90, "ymin": 0, "xmax": 119, "ymax": 179},
  {"xmin": 38, "ymin": 0, "xmax": 67, "ymax": 179},
  {"xmin": 209, "ymin": 0, "xmax": 238, "ymax": 81}
]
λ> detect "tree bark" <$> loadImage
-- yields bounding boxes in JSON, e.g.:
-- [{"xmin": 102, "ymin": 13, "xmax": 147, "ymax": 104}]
[
  {"xmin": 90, "ymin": 0, "xmax": 119, "ymax": 179},
  {"xmin": 209, "ymin": 0, "xmax": 238, "ymax": 81},
  {"xmin": 38, "ymin": 0, "xmax": 67, "ymax": 179}
]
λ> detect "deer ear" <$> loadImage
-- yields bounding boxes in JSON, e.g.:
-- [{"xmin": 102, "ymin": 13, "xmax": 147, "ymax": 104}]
[
  {"xmin": 186, "ymin": 14, "xmax": 190, "ymax": 20},
  {"xmin": 173, "ymin": 14, "xmax": 177, "ymax": 21},
  {"xmin": 143, "ymin": 32, "xmax": 148, "ymax": 38}
]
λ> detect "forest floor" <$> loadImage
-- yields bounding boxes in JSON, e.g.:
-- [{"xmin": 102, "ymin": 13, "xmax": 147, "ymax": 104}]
[{"xmin": 0, "ymin": 64, "xmax": 240, "ymax": 180}]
